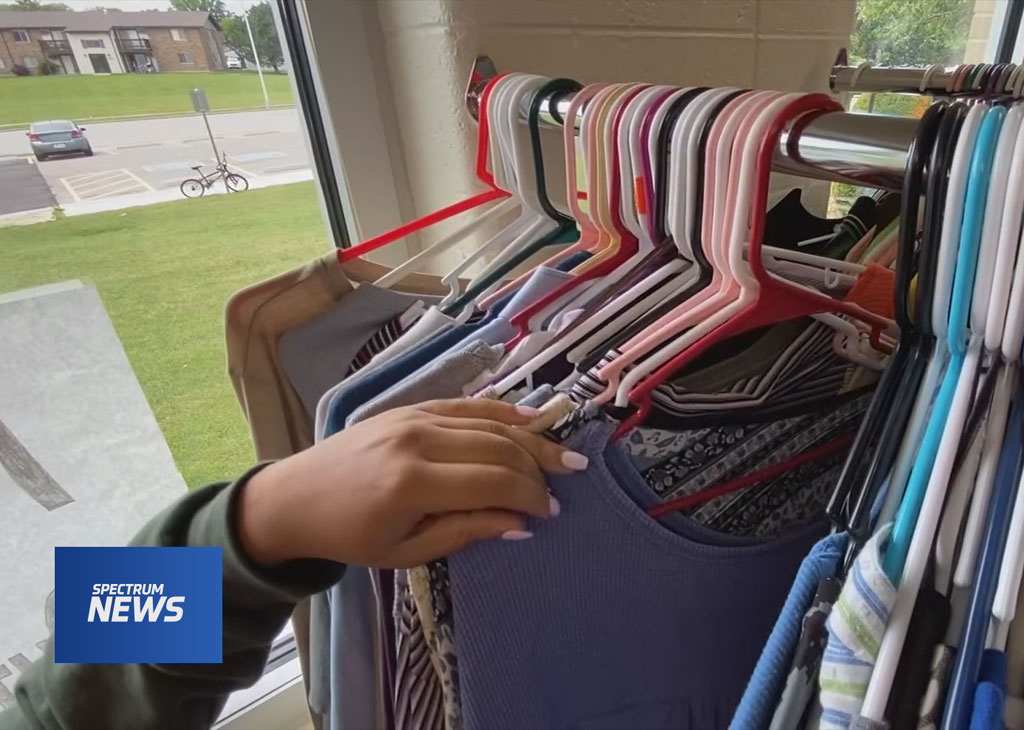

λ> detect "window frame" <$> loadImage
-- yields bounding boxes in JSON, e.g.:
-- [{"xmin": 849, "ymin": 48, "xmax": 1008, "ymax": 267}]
[
  {"xmin": 171, "ymin": 27, "xmax": 188, "ymax": 42},
  {"xmin": 13, "ymin": 29, "xmax": 30, "ymax": 43},
  {"xmin": 22, "ymin": 55, "xmax": 38, "ymax": 68},
  {"xmin": 177, "ymin": 51, "xmax": 195, "ymax": 65},
  {"xmin": 81, "ymin": 39, "xmax": 105, "ymax": 49}
]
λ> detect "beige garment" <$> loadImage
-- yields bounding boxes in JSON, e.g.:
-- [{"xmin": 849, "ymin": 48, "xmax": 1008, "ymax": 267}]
[
  {"xmin": 226, "ymin": 253, "xmax": 463, "ymax": 462},
  {"xmin": 226, "ymin": 253, "xmax": 354, "ymax": 461},
  {"xmin": 225, "ymin": 252, "xmax": 462, "ymax": 730}
]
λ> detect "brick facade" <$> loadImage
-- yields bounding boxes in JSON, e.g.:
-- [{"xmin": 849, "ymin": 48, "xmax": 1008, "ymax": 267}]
[
  {"xmin": 0, "ymin": 11, "xmax": 224, "ymax": 75},
  {"xmin": 0, "ymin": 28, "xmax": 51, "ymax": 73},
  {"xmin": 148, "ymin": 25, "xmax": 222, "ymax": 72}
]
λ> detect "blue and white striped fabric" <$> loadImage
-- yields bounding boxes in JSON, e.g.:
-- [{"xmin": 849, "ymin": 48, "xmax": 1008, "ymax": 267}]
[{"xmin": 818, "ymin": 525, "xmax": 897, "ymax": 730}]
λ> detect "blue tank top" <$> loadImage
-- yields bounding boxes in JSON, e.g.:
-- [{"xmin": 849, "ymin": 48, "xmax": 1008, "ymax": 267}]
[{"xmin": 449, "ymin": 419, "xmax": 824, "ymax": 729}]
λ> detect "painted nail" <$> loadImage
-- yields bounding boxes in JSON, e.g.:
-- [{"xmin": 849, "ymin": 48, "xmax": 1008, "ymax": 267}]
[
  {"xmin": 548, "ymin": 494, "xmax": 561, "ymax": 517},
  {"xmin": 515, "ymin": 405, "xmax": 542, "ymax": 418},
  {"xmin": 501, "ymin": 529, "xmax": 534, "ymax": 541},
  {"xmin": 561, "ymin": 451, "xmax": 590, "ymax": 471}
]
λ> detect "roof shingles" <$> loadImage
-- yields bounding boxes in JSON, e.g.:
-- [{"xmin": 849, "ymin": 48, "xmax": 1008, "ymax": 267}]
[{"xmin": 0, "ymin": 10, "xmax": 214, "ymax": 32}]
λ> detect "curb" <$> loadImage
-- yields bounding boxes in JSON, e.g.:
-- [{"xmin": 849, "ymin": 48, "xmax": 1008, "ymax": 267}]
[{"xmin": 0, "ymin": 207, "xmax": 54, "ymax": 228}]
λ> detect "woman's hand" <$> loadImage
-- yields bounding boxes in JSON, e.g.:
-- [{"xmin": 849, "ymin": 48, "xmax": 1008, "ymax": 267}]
[{"xmin": 237, "ymin": 399, "xmax": 589, "ymax": 569}]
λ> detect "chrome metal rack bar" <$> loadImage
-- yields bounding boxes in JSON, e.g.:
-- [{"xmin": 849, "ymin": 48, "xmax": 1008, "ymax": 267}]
[
  {"xmin": 831, "ymin": 63, "xmax": 963, "ymax": 95},
  {"xmin": 830, "ymin": 54, "xmax": 1024, "ymax": 96},
  {"xmin": 466, "ymin": 56, "xmax": 917, "ymax": 191}
]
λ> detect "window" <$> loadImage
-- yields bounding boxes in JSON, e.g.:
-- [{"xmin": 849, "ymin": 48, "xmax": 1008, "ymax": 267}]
[
  {"xmin": 1, "ymin": 2, "xmax": 319, "ymax": 724},
  {"xmin": 82, "ymin": 39, "xmax": 104, "ymax": 49},
  {"xmin": 830, "ymin": 0, "xmax": 1013, "ymax": 215},
  {"xmin": 13, "ymin": 30, "xmax": 29, "ymax": 43},
  {"xmin": 22, "ymin": 55, "xmax": 38, "ymax": 69},
  {"xmin": 171, "ymin": 28, "xmax": 187, "ymax": 41},
  {"xmin": 0, "ymin": 56, "xmax": 5, "ymax": 70}
]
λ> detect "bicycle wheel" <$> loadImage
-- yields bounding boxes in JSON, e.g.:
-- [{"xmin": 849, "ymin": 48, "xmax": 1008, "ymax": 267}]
[
  {"xmin": 180, "ymin": 179, "xmax": 206, "ymax": 198},
  {"xmin": 225, "ymin": 173, "xmax": 249, "ymax": 192}
]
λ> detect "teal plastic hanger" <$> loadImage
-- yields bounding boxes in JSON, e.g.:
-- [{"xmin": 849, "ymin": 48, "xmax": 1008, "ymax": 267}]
[{"xmin": 884, "ymin": 104, "xmax": 1006, "ymax": 582}]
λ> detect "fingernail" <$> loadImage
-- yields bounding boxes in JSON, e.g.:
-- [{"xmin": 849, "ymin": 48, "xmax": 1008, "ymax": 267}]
[
  {"xmin": 561, "ymin": 451, "xmax": 590, "ymax": 471},
  {"xmin": 515, "ymin": 405, "xmax": 542, "ymax": 418},
  {"xmin": 501, "ymin": 529, "xmax": 534, "ymax": 541},
  {"xmin": 548, "ymin": 494, "xmax": 561, "ymax": 517}
]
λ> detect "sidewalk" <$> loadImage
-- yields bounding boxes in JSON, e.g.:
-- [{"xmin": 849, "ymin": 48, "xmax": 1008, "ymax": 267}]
[{"xmin": 0, "ymin": 168, "xmax": 312, "ymax": 226}]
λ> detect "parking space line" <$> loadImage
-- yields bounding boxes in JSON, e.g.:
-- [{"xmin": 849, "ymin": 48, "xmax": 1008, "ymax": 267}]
[
  {"xmin": 73, "ymin": 176, "xmax": 137, "ymax": 197},
  {"xmin": 63, "ymin": 169, "xmax": 123, "ymax": 183},
  {"xmin": 90, "ymin": 185, "xmax": 146, "ymax": 200},
  {"xmin": 121, "ymin": 168, "xmax": 155, "ymax": 191},
  {"xmin": 59, "ymin": 177, "xmax": 81, "ymax": 202}
]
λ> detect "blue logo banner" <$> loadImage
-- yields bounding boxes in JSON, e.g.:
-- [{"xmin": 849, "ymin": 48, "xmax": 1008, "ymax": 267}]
[{"xmin": 55, "ymin": 546, "xmax": 222, "ymax": 664}]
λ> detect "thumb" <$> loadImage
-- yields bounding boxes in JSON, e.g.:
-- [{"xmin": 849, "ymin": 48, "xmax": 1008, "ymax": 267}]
[{"xmin": 392, "ymin": 510, "xmax": 529, "ymax": 566}]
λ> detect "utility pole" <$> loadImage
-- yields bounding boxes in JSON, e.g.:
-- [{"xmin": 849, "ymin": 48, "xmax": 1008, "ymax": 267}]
[{"xmin": 244, "ymin": 3, "xmax": 270, "ymax": 109}]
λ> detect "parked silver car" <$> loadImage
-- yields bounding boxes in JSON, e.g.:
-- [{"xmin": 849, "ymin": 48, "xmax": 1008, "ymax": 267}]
[{"xmin": 27, "ymin": 120, "xmax": 93, "ymax": 162}]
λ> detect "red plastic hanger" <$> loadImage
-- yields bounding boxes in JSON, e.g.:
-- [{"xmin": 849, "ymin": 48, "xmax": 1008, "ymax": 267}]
[
  {"xmin": 613, "ymin": 94, "xmax": 891, "ymax": 439},
  {"xmin": 337, "ymin": 73, "xmax": 512, "ymax": 264},
  {"xmin": 503, "ymin": 84, "xmax": 647, "ymax": 349}
]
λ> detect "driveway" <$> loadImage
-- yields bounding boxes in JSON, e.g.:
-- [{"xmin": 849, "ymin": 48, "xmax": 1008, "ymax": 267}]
[
  {"xmin": 0, "ymin": 159, "xmax": 56, "ymax": 215},
  {"xmin": 0, "ymin": 109, "xmax": 309, "ymax": 210}
]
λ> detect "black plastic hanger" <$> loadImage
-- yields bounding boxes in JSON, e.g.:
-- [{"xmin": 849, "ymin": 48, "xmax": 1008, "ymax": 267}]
[
  {"xmin": 443, "ymin": 77, "xmax": 582, "ymax": 315},
  {"xmin": 826, "ymin": 101, "xmax": 950, "ymax": 539}
]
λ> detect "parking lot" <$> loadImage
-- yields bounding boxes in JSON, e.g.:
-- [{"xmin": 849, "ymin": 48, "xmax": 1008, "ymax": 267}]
[{"xmin": 0, "ymin": 109, "xmax": 310, "ymax": 211}]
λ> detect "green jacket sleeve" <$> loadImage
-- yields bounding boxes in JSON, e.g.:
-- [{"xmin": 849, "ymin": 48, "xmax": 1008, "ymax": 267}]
[{"xmin": 0, "ymin": 466, "xmax": 344, "ymax": 730}]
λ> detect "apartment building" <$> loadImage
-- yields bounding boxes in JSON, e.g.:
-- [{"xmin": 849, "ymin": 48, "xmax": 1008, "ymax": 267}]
[{"xmin": 0, "ymin": 10, "xmax": 225, "ymax": 75}]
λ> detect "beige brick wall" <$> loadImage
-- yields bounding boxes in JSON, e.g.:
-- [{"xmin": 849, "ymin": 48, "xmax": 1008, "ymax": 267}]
[
  {"xmin": 0, "ymin": 28, "xmax": 50, "ymax": 74},
  {"xmin": 963, "ymin": 0, "xmax": 997, "ymax": 63},
  {"xmin": 149, "ymin": 26, "xmax": 214, "ymax": 71},
  {"xmin": 371, "ymin": 0, "xmax": 854, "ymax": 260}
]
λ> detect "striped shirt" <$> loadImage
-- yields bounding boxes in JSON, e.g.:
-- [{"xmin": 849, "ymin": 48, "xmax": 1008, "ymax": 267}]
[{"xmin": 818, "ymin": 525, "xmax": 897, "ymax": 729}]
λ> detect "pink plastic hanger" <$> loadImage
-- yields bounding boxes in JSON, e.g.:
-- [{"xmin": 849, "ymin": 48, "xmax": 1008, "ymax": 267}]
[
  {"xmin": 589, "ymin": 90, "xmax": 768, "ymax": 403},
  {"xmin": 613, "ymin": 93, "xmax": 891, "ymax": 439}
]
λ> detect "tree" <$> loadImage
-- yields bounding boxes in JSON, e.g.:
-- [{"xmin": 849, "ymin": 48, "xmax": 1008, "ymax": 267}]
[
  {"xmin": 0, "ymin": 0, "xmax": 71, "ymax": 9},
  {"xmin": 170, "ymin": 0, "xmax": 228, "ymax": 24},
  {"xmin": 221, "ymin": 3, "xmax": 283, "ymax": 73},
  {"xmin": 850, "ymin": 0, "xmax": 972, "ymax": 67}
]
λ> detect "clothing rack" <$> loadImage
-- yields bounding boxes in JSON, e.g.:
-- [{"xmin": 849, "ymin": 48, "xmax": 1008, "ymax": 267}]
[
  {"xmin": 465, "ymin": 55, "xmax": 919, "ymax": 191},
  {"xmin": 830, "ymin": 60, "xmax": 1016, "ymax": 96}
]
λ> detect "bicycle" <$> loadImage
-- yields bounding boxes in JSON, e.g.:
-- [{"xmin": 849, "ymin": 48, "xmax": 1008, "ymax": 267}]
[{"xmin": 180, "ymin": 153, "xmax": 249, "ymax": 198}]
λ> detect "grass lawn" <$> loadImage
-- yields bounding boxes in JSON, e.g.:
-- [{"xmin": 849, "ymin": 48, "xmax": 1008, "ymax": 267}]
[
  {"xmin": 0, "ymin": 71, "xmax": 293, "ymax": 128},
  {"xmin": 0, "ymin": 182, "xmax": 327, "ymax": 487}
]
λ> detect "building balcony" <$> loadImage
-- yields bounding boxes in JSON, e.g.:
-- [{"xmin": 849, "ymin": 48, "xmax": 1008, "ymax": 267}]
[
  {"xmin": 115, "ymin": 37, "xmax": 151, "ymax": 52},
  {"xmin": 39, "ymin": 39, "xmax": 72, "ymax": 55}
]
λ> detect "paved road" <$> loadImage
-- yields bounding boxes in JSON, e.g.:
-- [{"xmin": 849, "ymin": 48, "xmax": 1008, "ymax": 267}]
[
  {"xmin": 0, "ymin": 158, "xmax": 55, "ymax": 215},
  {"xmin": 0, "ymin": 109, "xmax": 309, "ymax": 210}
]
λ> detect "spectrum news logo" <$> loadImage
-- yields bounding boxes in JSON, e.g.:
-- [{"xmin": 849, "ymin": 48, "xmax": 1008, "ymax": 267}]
[
  {"xmin": 87, "ymin": 582, "xmax": 184, "ymax": 623},
  {"xmin": 55, "ymin": 547, "xmax": 222, "ymax": 664}
]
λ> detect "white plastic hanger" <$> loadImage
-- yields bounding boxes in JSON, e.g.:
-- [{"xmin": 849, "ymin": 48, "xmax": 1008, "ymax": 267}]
[
  {"xmin": 944, "ymin": 104, "xmax": 1024, "ymax": 591},
  {"xmin": 489, "ymin": 87, "xmax": 736, "ymax": 395},
  {"xmin": 609, "ymin": 92, "xmax": 795, "ymax": 407},
  {"xmin": 876, "ymin": 103, "xmax": 986, "ymax": 526},
  {"xmin": 860, "ymin": 102, "xmax": 1001, "ymax": 721},
  {"xmin": 450, "ymin": 74, "xmax": 563, "ymax": 311}
]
